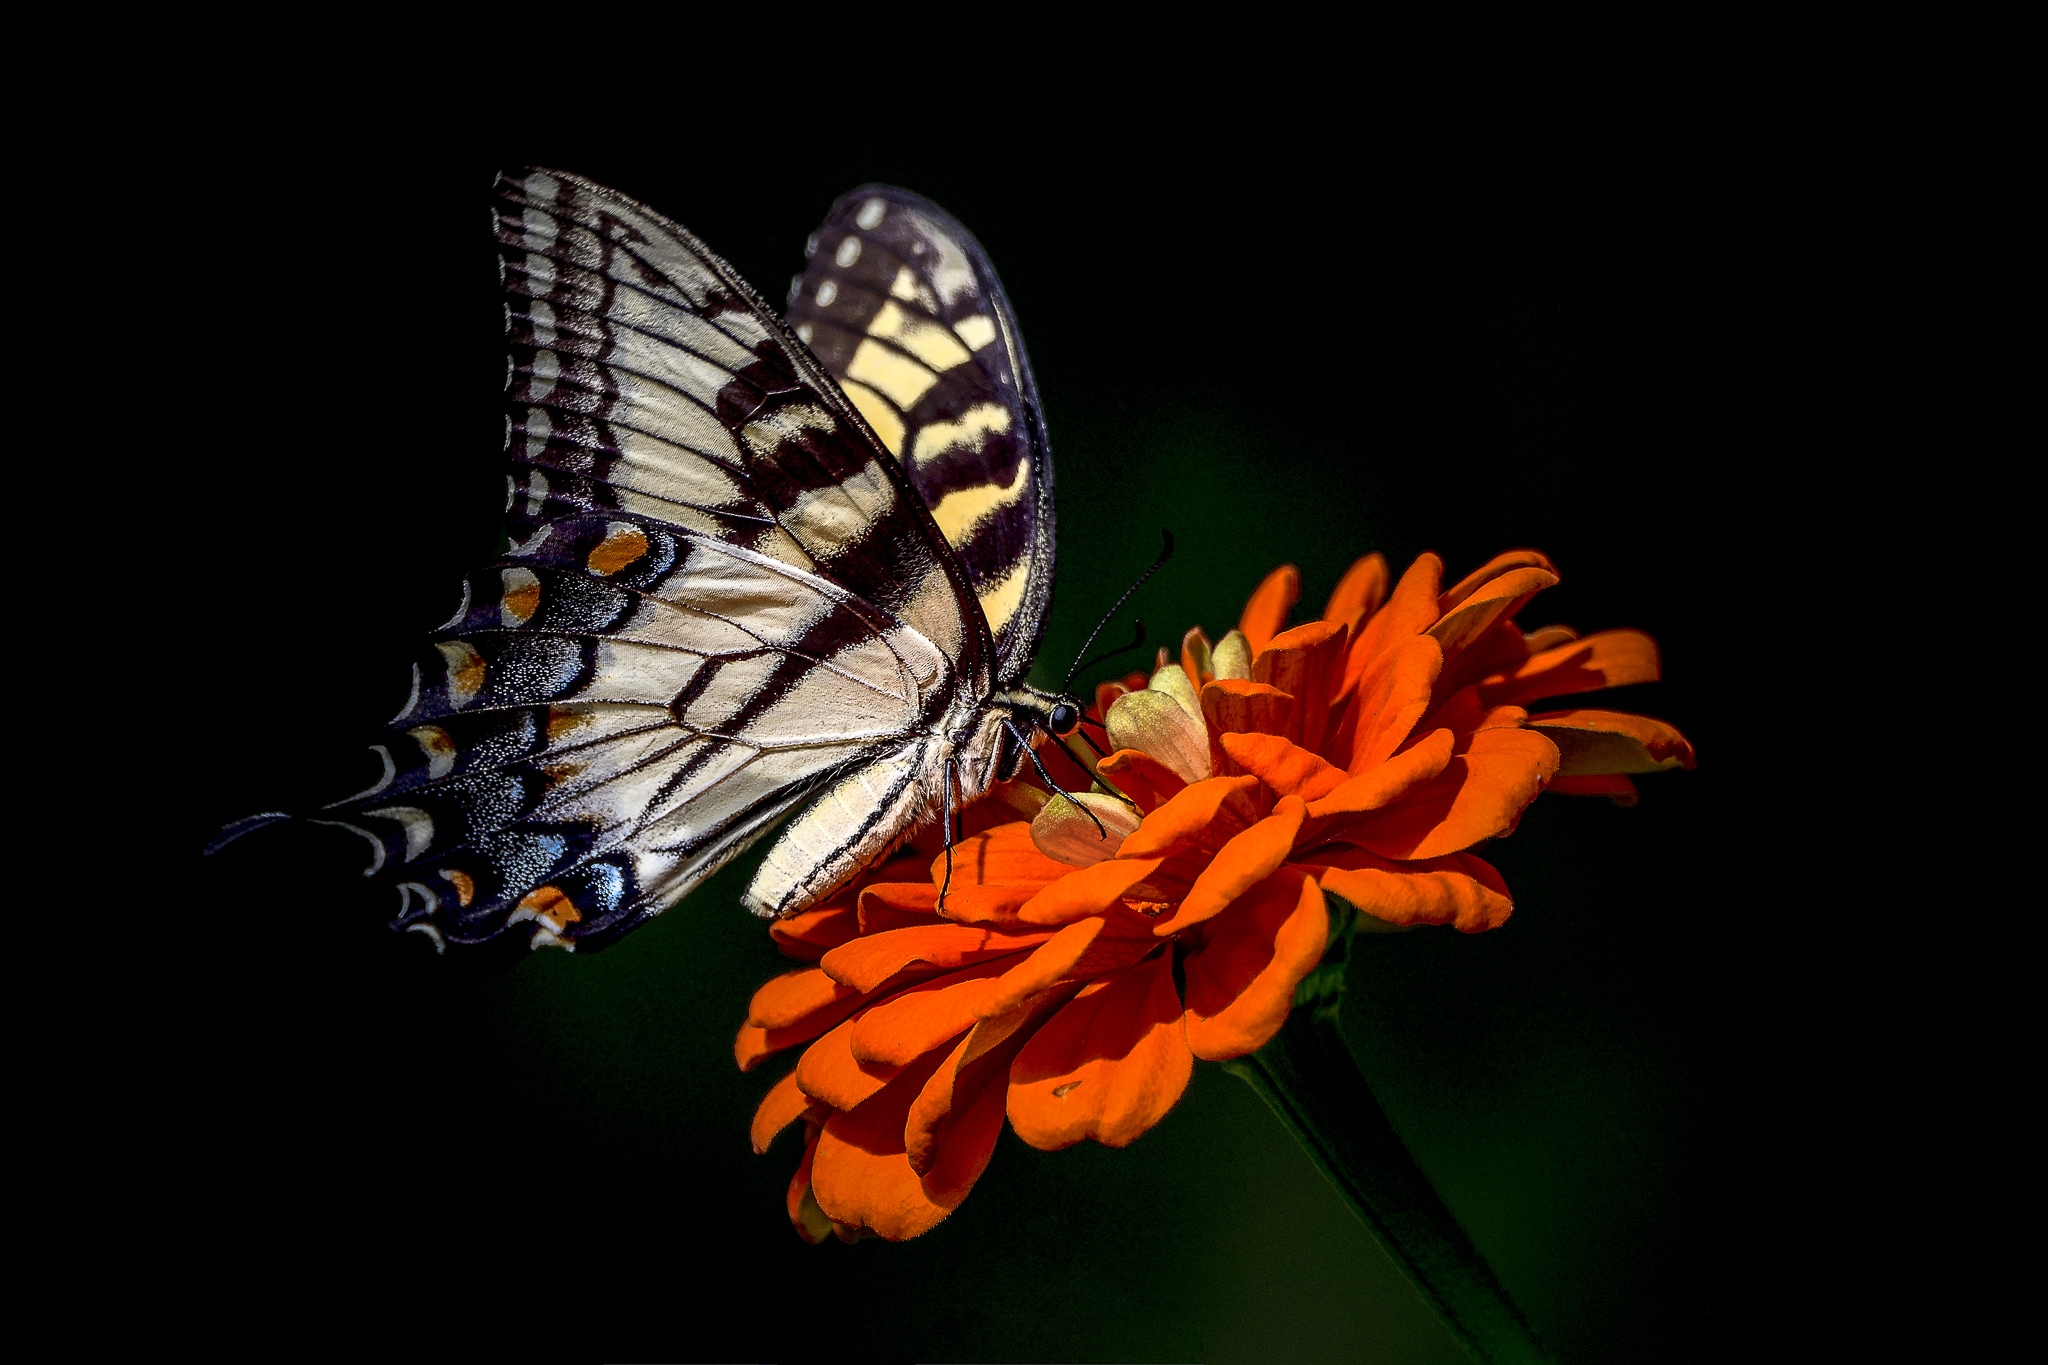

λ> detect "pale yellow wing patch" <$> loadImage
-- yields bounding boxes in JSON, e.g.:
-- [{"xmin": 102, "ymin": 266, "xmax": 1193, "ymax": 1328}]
[
  {"xmin": 867, "ymin": 300, "xmax": 973, "ymax": 371},
  {"xmin": 846, "ymin": 339, "xmax": 941, "ymax": 411},
  {"xmin": 975, "ymin": 558, "xmax": 1031, "ymax": 640},
  {"xmin": 929, "ymin": 456, "xmax": 1031, "ymax": 545},
  {"xmin": 841, "ymin": 379, "xmax": 907, "ymax": 456},
  {"xmin": 910, "ymin": 402, "xmax": 1012, "ymax": 467}
]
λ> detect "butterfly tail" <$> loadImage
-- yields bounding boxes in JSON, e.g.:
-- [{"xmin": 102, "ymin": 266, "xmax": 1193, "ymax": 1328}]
[{"xmin": 202, "ymin": 812, "xmax": 293, "ymax": 856}]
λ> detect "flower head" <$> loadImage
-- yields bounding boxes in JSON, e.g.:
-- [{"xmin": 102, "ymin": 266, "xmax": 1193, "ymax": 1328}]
[{"xmin": 740, "ymin": 549, "xmax": 1694, "ymax": 1241}]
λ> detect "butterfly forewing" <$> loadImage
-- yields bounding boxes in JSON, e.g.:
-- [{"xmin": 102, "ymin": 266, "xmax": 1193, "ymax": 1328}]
[
  {"xmin": 785, "ymin": 189, "xmax": 1056, "ymax": 687},
  {"xmin": 314, "ymin": 168, "xmax": 996, "ymax": 953}
]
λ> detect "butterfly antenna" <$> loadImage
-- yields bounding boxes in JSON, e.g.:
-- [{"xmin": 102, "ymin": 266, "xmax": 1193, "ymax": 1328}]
[
  {"xmin": 1061, "ymin": 530, "xmax": 1175, "ymax": 694},
  {"xmin": 1069, "ymin": 620, "xmax": 1148, "ymax": 687}
]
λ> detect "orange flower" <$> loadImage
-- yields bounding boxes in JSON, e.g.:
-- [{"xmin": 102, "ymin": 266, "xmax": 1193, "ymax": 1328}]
[{"xmin": 740, "ymin": 549, "xmax": 1694, "ymax": 1242}]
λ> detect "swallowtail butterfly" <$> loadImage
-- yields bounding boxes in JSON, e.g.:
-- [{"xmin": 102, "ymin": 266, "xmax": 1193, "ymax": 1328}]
[{"xmin": 220, "ymin": 169, "xmax": 1082, "ymax": 954}]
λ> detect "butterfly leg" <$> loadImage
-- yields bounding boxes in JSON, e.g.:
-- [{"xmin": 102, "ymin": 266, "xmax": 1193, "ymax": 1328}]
[
  {"xmin": 1062, "ymin": 725, "xmax": 1143, "ymax": 811},
  {"xmin": 1003, "ymin": 718, "xmax": 1108, "ymax": 840},
  {"xmin": 1072, "ymin": 724, "xmax": 1112, "ymax": 760},
  {"xmin": 939, "ymin": 757, "xmax": 961, "ymax": 911}
]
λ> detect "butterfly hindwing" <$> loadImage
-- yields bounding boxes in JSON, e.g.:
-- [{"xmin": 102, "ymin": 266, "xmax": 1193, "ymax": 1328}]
[
  {"xmin": 314, "ymin": 168, "xmax": 999, "ymax": 953},
  {"xmin": 785, "ymin": 188, "xmax": 1055, "ymax": 688}
]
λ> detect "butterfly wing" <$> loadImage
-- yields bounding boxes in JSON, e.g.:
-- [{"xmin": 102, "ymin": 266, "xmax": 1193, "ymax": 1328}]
[
  {"xmin": 785, "ymin": 189, "xmax": 1055, "ymax": 688},
  {"xmin": 315, "ymin": 168, "xmax": 992, "ymax": 953}
]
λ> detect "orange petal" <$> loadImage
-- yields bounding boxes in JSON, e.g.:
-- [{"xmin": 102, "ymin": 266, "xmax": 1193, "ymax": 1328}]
[
  {"xmin": 1341, "ymin": 553, "xmax": 1443, "ymax": 698},
  {"xmin": 1434, "ymin": 615, "xmax": 1537, "ymax": 701},
  {"xmin": 1347, "ymin": 728, "xmax": 1560, "ymax": 860},
  {"xmin": 1259, "ymin": 617, "xmax": 1348, "ymax": 658},
  {"xmin": 1324, "ymin": 553, "xmax": 1390, "ymax": 626},
  {"xmin": 797, "ymin": 1013, "xmax": 905, "ymax": 1112},
  {"xmin": 1423, "ymin": 685, "xmax": 1528, "ymax": 739},
  {"xmin": 913, "ymin": 1064, "xmax": 1014, "ymax": 1210},
  {"xmin": 734, "ymin": 1025, "xmax": 779, "ymax": 1072},
  {"xmin": 1239, "ymin": 564, "xmax": 1301, "ymax": 654},
  {"xmin": 747, "ymin": 966, "xmax": 861, "ymax": 1031},
  {"xmin": 1219, "ymin": 732, "xmax": 1348, "ymax": 803},
  {"xmin": 769, "ymin": 903, "xmax": 862, "ymax": 961},
  {"xmin": 785, "ymin": 1120, "xmax": 833, "ymax": 1244},
  {"xmin": 1437, "ymin": 550, "xmax": 1556, "ymax": 615},
  {"xmin": 929, "ymin": 822, "xmax": 1071, "ymax": 894},
  {"xmin": 1016, "ymin": 856, "xmax": 1166, "ymax": 926},
  {"xmin": 1118, "ymin": 774, "xmax": 1261, "ymax": 859},
  {"xmin": 1253, "ymin": 618, "xmax": 1348, "ymax": 752},
  {"xmin": 1182, "ymin": 866, "xmax": 1329, "ymax": 1060},
  {"xmin": 1202, "ymin": 679, "xmax": 1295, "ymax": 773},
  {"xmin": 1094, "ymin": 679, "xmax": 1132, "ymax": 718},
  {"xmin": 975, "ymin": 917, "xmax": 1108, "ymax": 1019},
  {"xmin": 1180, "ymin": 627, "xmax": 1214, "ymax": 693},
  {"xmin": 809, "ymin": 1048, "xmax": 957, "ymax": 1240},
  {"xmin": 849, "ymin": 959, "xmax": 1014, "ymax": 1067},
  {"xmin": 1007, "ymin": 953, "xmax": 1193, "ymax": 1150},
  {"xmin": 1545, "ymin": 774, "xmax": 1640, "ymax": 805},
  {"xmin": 1063, "ymin": 911, "xmax": 1170, "ymax": 981},
  {"xmin": 858, "ymin": 881, "xmax": 946, "ymax": 932},
  {"xmin": 1097, "ymin": 748, "xmax": 1188, "ymax": 812},
  {"xmin": 1527, "ymin": 709, "xmax": 1696, "ymax": 773},
  {"xmin": 907, "ymin": 1002, "xmax": 1047, "ymax": 1182},
  {"xmin": 820, "ymin": 923, "xmax": 1055, "ymax": 993},
  {"xmin": 1121, "ymin": 845, "xmax": 1213, "ymax": 904},
  {"xmin": 1309, "ymin": 847, "xmax": 1514, "ymax": 932},
  {"xmin": 736, "ymin": 968, "xmax": 872, "ymax": 1071},
  {"xmin": 768, "ymin": 848, "xmax": 935, "ymax": 949},
  {"xmin": 751, "ymin": 1067, "xmax": 812, "ymax": 1154},
  {"xmin": 1429, "ymin": 565, "xmax": 1558, "ymax": 660},
  {"xmin": 935, "ymin": 885, "xmax": 1048, "ymax": 926},
  {"xmin": 1153, "ymin": 795, "xmax": 1307, "ymax": 936},
  {"xmin": 1479, "ymin": 628, "xmax": 1660, "ymax": 708},
  {"xmin": 1308, "ymin": 727, "xmax": 1455, "ymax": 821},
  {"xmin": 1344, "ymin": 635, "xmax": 1444, "ymax": 774}
]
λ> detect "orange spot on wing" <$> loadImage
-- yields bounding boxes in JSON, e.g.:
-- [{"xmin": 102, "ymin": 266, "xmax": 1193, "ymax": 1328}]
[
  {"xmin": 408, "ymin": 725, "xmax": 455, "ymax": 762},
  {"xmin": 439, "ymin": 868, "xmax": 475, "ymax": 907},
  {"xmin": 516, "ymin": 885, "xmax": 581, "ymax": 931},
  {"xmin": 546, "ymin": 707, "xmax": 590, "ymax": 742},
  {"xmin": 502, "ymin": 582, "xmax": 541, "ymax": 624},
  {"xmin": 435, "ymin": 641, "xmax": 486, "ymax": 708},
  {"xmin": 587, "ymin": 524, "xmax": 649, "ymax": 576}
]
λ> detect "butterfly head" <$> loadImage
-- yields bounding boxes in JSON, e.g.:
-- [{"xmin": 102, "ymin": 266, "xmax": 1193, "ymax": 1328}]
[{"xmin": 1030, "ymin": 530, "xmax": 1177, "ymax": 756}]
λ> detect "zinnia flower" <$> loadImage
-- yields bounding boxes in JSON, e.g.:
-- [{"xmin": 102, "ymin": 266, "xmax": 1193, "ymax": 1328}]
[{"xmin": 738, "ymin": 548, "xmax": 1694, "ymax": 1242}]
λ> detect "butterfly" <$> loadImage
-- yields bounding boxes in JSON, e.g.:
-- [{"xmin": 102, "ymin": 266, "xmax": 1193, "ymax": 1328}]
[{"xmin": 212, "ymin": 167, "xmax": 1140, "ymax": 955}]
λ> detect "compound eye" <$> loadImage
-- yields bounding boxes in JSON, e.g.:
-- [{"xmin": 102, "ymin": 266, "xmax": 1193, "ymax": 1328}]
[{"xmin": 1048, "ymin": 701, "xmax": 1080, "ymax": 736}]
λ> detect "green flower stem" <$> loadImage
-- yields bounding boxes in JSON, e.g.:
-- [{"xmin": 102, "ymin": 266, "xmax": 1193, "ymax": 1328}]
[{"xmin": 1224, "ymin": 1008, "xmax": 1555, "ymax": 1365}]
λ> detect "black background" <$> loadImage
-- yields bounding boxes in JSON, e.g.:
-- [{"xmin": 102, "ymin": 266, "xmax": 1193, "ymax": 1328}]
[{"xmin": 87, "ymin": 72, "xmax": 1943, "ymax": 1363}]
